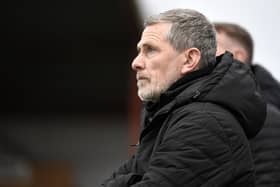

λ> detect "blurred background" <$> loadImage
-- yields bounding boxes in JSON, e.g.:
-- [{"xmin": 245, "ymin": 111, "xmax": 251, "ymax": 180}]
[
  {"xmin": 1, "ymin": 0, "xmax": 279, "ymax": 187},
  {"xmin": 1, "ymin": 0, "xmax": 141, "ymax": 186}
]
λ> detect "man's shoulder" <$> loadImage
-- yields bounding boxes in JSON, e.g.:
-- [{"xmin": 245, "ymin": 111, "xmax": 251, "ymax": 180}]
[
  {"xmin": 165, "ymin": 102, "xmax": 245, "ymax": 146},
  {"xmin": 172, "ymin": 102, "xmax": 231, "ymax": 116},
  {"xmin": 169, "ymin": 102, "xmax": 238, "ymax": 127}
]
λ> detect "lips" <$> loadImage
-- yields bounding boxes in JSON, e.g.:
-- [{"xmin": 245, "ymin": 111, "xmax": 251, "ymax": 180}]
[{"xmin": 136, "ymin": 74, "xmax": 148, "ymax": 81}]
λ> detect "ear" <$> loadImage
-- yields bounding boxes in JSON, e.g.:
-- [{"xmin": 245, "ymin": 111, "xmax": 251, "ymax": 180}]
[
  {"xmin": 216, "ymin": 46, "xmax": 226, "ymax": 56},
  {"xmin": 234, "ymin": 49, "xmax": 248, "ymax": 63},
  {"xmin": 181, "ymin": 48, "xmax": 201, "ymax": 75}
]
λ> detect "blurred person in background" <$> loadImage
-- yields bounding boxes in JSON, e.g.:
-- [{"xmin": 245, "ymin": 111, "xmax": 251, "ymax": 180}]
[
  {"xmin": 214, "ymin": 22, "xmax": 280, "ymax": 186},
  {"xmin": 101, "ymin": 9, "xmax": 266, "ymax": 186}
]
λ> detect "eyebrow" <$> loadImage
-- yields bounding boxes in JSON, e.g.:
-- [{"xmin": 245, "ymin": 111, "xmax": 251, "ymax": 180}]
[{"xmin": 137, "ymin": 42, "xmax": 155, "ymax": 52}]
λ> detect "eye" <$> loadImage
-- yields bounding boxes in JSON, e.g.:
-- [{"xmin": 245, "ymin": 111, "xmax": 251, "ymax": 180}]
[{"xmin": 144, "ymin": 45, "xmax": 157, "ymax": 57}]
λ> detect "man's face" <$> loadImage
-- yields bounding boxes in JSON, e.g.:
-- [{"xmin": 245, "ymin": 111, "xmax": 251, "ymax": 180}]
[
  {"xmin": 216, "ymin": 31, "xmax": 248, "ymax": 63},
  {"xmin": 131, "ymin": 23, "xmax": 186, "ymax": 102}
]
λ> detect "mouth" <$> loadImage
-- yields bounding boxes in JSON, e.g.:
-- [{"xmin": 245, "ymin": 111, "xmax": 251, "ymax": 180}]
[{"xmin": 136, "ymin": 74, "xmax": 148, "ymax": 81}]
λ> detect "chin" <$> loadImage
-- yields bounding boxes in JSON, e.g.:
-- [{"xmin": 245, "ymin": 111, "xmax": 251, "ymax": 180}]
[{"xmin": 138, "ymin": 89, "xmax": 160, "ymax": 102}]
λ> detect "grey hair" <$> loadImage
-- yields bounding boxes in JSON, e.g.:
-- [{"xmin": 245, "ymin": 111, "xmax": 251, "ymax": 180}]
[{"xmin": 144, "ymin": 8, "xmax": 217, "ymax": 68}]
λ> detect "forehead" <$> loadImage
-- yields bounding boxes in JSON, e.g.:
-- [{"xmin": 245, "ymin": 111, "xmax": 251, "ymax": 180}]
[{"xmin": 137, "ymin": 23, "xmax": 172, "ymax": 47}]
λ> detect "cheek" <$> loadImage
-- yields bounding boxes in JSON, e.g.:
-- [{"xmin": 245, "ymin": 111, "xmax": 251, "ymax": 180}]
[
  {"xmin": 150, "ymin": 71, "xmax": 167, "ymax": 90},
  {"xmin": 147, "ymin": 55, "xmax": 172, "ymax": 82}
]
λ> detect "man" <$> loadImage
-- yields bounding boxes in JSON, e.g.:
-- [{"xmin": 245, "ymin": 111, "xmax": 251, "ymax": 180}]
[
  {"xmin": 101, "ymin": 9, "xmax": 266, "ymax": 186},
  {"xmin": 214, "ymin": 22, "xmax": 280, "ymax": 187}
]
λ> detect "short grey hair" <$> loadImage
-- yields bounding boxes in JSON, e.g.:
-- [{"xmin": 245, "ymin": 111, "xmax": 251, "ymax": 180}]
[{"xmin": 144, "ymin": 8, "xmax": 217, "ymax": 68}]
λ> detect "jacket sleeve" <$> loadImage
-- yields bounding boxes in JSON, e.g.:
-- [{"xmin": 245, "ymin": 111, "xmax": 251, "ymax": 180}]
[
  {"xmin": 130, "ymin": 111, "xmax": 240, "ymax": 186},
  {"xmin": 101, "ymin": 155, "xmax": 143, "ymax": 187}
]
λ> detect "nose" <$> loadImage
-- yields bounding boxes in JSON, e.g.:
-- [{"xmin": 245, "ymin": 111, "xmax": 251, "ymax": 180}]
[{"xmin": 131, "ymin": 55, "xmax": 145, "ymax": 71}]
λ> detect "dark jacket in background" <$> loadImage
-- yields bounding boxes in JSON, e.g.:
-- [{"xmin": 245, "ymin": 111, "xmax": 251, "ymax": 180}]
[
  {"xmin": 252, "ymin": 65, "xmax": 280, "ymax": 110},
  {"xmin": 101, "ymin": 52, "xmax": 266, "ymax": 187},
  {"xmin": 250, "ymin": 65, "xmax": 280, "ymax": 187}
]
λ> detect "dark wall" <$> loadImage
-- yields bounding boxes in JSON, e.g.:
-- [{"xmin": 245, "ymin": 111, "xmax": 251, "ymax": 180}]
[
  {"xmin": 1, "ymin": 2, "xmax": 142, "ymax": 186},
  {"xmin": 1, "ymin": 0, "xmax": 141, "ymax": 116}
]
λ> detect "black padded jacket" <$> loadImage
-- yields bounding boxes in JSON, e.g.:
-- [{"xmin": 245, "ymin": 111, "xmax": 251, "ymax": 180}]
[{"xmin": 101, "ymin": 52, "xmax": 266, "ymax": 187}]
